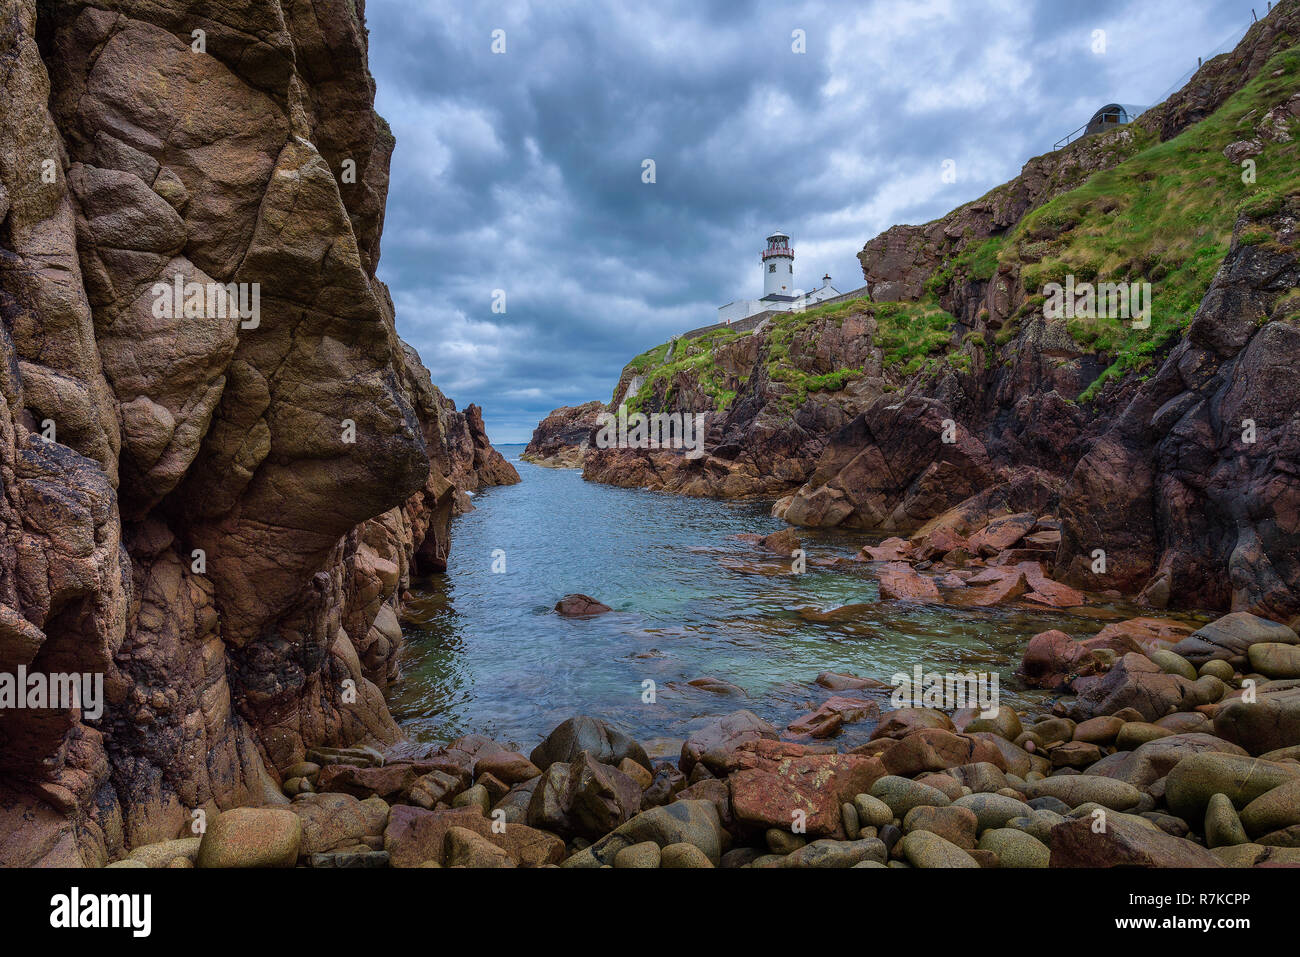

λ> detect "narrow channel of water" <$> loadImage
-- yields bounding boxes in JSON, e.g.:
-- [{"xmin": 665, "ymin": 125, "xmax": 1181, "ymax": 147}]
[{"xmin": 390, "ymin": 445, "xmax": 1208, "ymax": 756}]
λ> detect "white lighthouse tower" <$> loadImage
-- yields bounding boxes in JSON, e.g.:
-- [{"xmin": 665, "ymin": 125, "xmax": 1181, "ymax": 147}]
[
  {"xmin": 715, "ymin": 229, "xmax": 841, "ymax": 325},
  {"xmin": 762, "ymin": 229, "xmax": 795, "ymax": 298}
]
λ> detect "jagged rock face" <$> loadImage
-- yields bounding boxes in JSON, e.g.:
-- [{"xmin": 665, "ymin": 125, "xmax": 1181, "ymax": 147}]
[
  {"xmin": 1056, "ymin": 204, "xmax": 1300, "ymax": 620},
  {"xmin": 523, "ymin": 401, "xmax": 605, "ymax": 468},
  {"xmin": 0, "ymin": 0, "xmax": 512, "ymax": 865}
]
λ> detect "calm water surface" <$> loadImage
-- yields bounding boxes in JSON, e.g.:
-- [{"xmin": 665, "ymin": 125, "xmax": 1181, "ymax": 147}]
[{"xmin": 390, "ymin": 445, "xmax": 1206, "ymax": 757}]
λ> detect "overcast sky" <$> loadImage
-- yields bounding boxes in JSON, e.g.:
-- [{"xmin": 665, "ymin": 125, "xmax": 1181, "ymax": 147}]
[{"xmin": 367, "ymin": 0, "xmax": 1252, "ymax": 443}]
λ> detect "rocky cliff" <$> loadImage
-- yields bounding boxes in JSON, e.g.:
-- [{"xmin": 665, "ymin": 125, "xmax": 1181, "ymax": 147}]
[
  {"xmin": 567, "ymin": 1, "xmax": 1300, "ymax": 622},
  {"xmin": 0, "ymin": 0, "xmax": 516, "ymax": 865}
]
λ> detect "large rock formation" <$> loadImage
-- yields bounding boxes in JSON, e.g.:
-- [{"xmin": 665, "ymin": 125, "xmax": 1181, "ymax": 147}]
[
  {"xmin": 0, "ymin": 0, "xmax": 515, "ymax": 865},
  {"xmin": 522, "ymin": 401, "xmax": 604, "ymax": 469}
]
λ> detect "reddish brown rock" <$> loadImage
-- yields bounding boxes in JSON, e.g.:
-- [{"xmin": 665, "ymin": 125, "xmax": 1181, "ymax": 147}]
[
  {"xmin": 554, "ymin": 594, "xmax": 614, "ymax": 617},
  {"xmin": 1049, "ymin": 816, "xmax": 1223, "ymax": 868},
  {"xmin": 880, "ymin": 728, "xmax": 1009, "ymax": 776},
  {"xmin": 878, "ymin": 563, "xmax": 941, "ymax": 602},
  {"xmin": 384, "ymin": 805, "xmax": 565, "ymax": 868},
  {"xmin": 860, "ymin": 537, "xmax": 913, "ymax": 561}
]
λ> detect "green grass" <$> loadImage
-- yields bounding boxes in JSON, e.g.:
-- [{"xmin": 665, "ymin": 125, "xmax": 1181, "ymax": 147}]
[
  {"xmin": 999, "ymin": 46, "xmax": 1300, "ymax": 402},
  {"xmin": 624, "ymin": 327, "xmax": 744, "ymax": 413}
]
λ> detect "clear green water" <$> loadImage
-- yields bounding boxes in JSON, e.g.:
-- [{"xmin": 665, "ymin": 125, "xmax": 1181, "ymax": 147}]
[{"xmin": 390, "ymin": 445, "xmax": 1200, "ymax": 756}]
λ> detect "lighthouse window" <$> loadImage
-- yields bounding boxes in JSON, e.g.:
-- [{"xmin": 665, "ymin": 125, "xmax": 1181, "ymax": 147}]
[
  {"xmin": 788, "ymin": 264, "xmax": 793, "ymax": 273},
  {"xmin": 769, "ymin": 264, "xmax": 776, "ymax": 273}
]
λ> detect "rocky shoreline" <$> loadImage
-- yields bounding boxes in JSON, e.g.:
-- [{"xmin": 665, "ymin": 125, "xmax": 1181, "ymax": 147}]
[{"xmin": 108, "ymin": 599, "xmax": 1300, "ymax": 868}]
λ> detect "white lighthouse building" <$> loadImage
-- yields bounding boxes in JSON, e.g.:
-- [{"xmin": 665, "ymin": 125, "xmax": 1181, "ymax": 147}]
[{"xmin": 718, "ymin": 230, "xmax": 841, "ymax": 324}]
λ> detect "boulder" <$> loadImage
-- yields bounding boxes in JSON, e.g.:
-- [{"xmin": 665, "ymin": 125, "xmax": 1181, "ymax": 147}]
[
  {"xmin": 900, "ymin": 830, "xmax": 980, "ymax": 868},
  {"xmin": 870, "ymin": 776, "xmax": 951, "ymax": 818},
  {"xmin": 902, "ymin": 805, "xmax": 978, "ymax": 849},
  {"xmin": 880, "ymin": 728, "xmax": 1008, "ymax": 776},
  {"xmin": 781, "ymin": 838, "xmax": 887, "ymax": 868},
  {"xmin": 196, "ymin": 808, "xmax": 303, "ymax": 868},
  {"xmin": 877, "ymin": 562, "xmax": 940, "ymax": 601},
  {"xmin": 1239, "ymin": 780, "xmax": 1300, "ymax": 838},
  {"xmin": 680, "ymin": 710, "xmax": 779, "ymax": 775},
  {"xmin": 1070, "ymin": 653, "xmax": 1201, "ymax": 722},
  {"xmin": 444, "ymin": 826, "xmax": 515, "ymax": 868},
  {"xmin": 530, "ymin": 716, "xmax": 650, "ymax": 772},
  {"xmin": 1248, "ymin": 643, "xmax": 1300, "ymax": 679},
  {"xmin": 1213, "ymin": 685, "xmax": 1300, "ymax": 754},
  {"xmin": 554, "ymin": 594, "xmax": 613, "ymax": 616},
  {"xmin": 1164, "ymin": 753, "xmax": 1300, "ymax": 823},
  {"xmin": 1026, "ymin": 775, "xmax": 1143, "ymax": 811},
  {"xmin": 1170, "ymin": 613, "xmax": 1298, "ymax": 666},
  {"xmin": 384, "ymin": 805, "xmax": 565, "ymax": 868},
  {"xmin": 1049, "ymin": 816, "xmax": 1222, "ymax": 867},
  {"xmin": 977, "ymin": 828, "xmax": 1050, "ymax": 867},
  {"xmin": 574, "ymin": 800, "xmax": 724, "ymax": 867}
]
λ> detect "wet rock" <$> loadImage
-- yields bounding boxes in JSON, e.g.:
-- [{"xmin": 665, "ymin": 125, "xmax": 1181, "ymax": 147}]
[
  {"xmin": 815, "ymin": 671, "xmax": 890, "ymax": 692},
  {"xmin": 760, "ymin": 528, "xmax": 802, "ymax": 556},
  {"xmin": 554, "ymin": 594, "xmax": 613, "ymax": 617},
  {"xmin": 877, "ymin": 562, "xmax": 940, "ymax": 601}
]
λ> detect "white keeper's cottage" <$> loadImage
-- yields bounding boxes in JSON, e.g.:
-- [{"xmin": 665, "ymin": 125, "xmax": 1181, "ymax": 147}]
[{"xmin": 717, "ymin": 230, "xmax": 840, "ymax": 324}]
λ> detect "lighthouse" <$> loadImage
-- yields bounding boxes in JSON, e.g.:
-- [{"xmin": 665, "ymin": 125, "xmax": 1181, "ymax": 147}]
[
  {"xmin": 762, "ymin": 230, "xmax": 795, "ymax": 298},
  {"xmin": 715, "ymin": 230, "xmax": 842, "ymax": 325}
]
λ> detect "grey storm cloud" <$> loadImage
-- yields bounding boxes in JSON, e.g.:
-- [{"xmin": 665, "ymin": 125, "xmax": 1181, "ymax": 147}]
[{"xmin": 366, "ymin": 0, "xmax": 1253, "ymax": 442}]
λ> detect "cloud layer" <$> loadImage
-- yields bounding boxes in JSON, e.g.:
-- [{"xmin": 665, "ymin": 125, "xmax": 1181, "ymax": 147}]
[{"xmin": 367, "ymin": 0, "xmax": 1251, "ymax": 442}]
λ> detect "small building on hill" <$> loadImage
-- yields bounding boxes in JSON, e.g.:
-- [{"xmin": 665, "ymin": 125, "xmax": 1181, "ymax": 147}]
[{"xmin": 718, "ymin": 230, "xmax": 840, "ymax": 324}]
